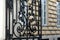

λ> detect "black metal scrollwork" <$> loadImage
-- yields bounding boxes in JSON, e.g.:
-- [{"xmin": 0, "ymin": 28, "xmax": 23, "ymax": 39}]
[
  {"xmin": 13, "ymin": 0, "xmax": 27, "ymax": 37},
  {"xmin": 6, "ymin": 0, "xmax": 41, "ymax": 40}
]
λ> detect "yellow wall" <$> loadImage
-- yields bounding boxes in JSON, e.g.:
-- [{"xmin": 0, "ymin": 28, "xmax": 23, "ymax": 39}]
[
  {"xmin": 42, "ymin": 0, "xmax": 60, "ymax": 35},
  {"xmin": 27, "ymin": 0, "xmax": 60, "ymax": 35}
]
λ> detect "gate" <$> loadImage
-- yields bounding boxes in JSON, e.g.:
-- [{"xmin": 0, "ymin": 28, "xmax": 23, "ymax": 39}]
[{"xmin": 6, "ymin": 0, "xmax": 42, "ymax": 40}]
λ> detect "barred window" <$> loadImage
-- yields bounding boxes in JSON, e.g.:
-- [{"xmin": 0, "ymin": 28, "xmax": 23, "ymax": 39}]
[{"xmin": 41, "ymin": 0, "xmax": 47, "ymax": 26}]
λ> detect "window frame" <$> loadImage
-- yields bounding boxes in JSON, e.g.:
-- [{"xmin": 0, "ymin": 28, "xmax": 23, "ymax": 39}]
[
  {"xmin": 57, "ymin": 2, "xmax": 60, "ymax": 27},
  {"xmin": 41, "ymin": 0, "xmax": 47, "ymax": 26}
]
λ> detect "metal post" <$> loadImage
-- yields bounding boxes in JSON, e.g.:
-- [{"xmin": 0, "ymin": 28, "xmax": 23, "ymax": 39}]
[{"xmin": 38, "ymin": 0, "xmax": 42, "ymax": 40}]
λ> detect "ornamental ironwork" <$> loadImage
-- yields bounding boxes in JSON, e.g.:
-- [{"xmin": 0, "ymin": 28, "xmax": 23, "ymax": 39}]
[{"xmin": 6, "ymin": 0, "xmax": 42, "ymax": 40}]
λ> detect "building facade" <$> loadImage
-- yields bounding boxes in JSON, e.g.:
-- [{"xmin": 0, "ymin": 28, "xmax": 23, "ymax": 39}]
[
  {"xmin": 6, "ymin": 0, "xmax": 60, "ymax": 40},
  {"xmin": 42, "ymin": 0, "xmax": 60, "ymax": 40}
]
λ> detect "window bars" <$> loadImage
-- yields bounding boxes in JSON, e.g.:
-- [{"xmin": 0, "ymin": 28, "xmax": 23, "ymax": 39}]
[{"xmin": 6, "ymin": 0, "xmax": 42, "ymax": 40}]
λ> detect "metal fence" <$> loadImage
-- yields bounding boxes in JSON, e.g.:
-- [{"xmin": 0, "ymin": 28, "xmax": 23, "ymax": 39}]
[{"xmin": 6, "ymin": 0, "xmax": 42, "ymax": 40}]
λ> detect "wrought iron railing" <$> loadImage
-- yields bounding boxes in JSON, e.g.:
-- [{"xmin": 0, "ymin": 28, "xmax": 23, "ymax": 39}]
[{"xmin": 6, "ymin": 0, "xmax": 42, "ymax": 40}]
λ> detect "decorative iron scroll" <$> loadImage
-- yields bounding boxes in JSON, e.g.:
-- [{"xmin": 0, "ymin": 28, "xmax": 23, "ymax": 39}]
[{"xmin": 6, "ymin": 0, "xmax": 42, "ymax": 40}]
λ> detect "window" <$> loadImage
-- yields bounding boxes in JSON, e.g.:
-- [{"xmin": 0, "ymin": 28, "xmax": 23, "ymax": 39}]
[
  {"xmin": 41, "ymin": 0, "xmax": 47, "ymax": 26},
  {"xmin": 57, "ymin": 2, "xmax": 60, "ymax": 27}
]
